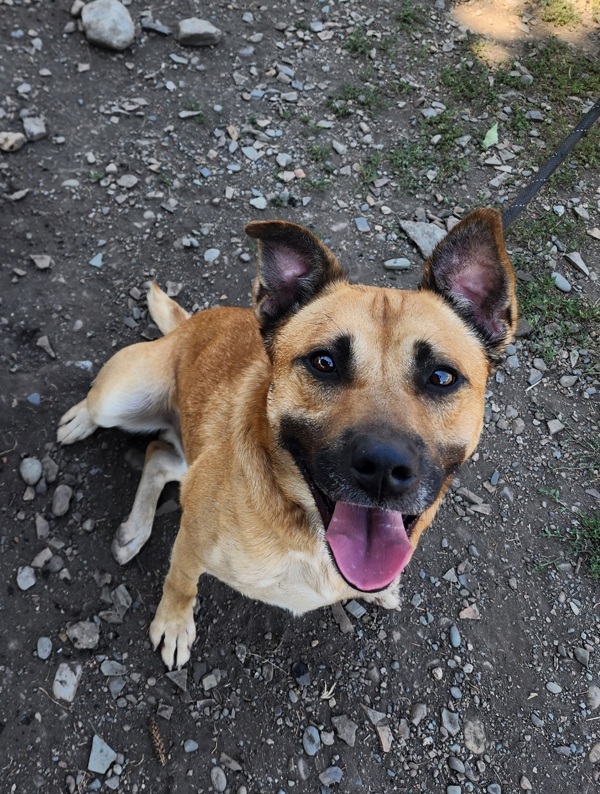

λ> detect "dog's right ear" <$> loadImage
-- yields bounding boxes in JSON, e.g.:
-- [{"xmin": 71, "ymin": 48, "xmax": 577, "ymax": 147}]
[{"xmin": 245, "ymin": 220, "xmax": 346, "ymax": 341}]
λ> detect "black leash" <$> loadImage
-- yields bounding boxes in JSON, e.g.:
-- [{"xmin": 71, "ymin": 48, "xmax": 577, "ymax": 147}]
[{"xmin": 501, "ymin": 97, "xmax": 600, "ymax": 229}]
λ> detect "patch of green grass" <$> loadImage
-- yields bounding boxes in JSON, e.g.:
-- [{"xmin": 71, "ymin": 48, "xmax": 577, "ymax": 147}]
[
  {"xmin": 546, "ymin": 512, "xmax": 600, "ymax": 578},
  {"xmin": 499, "ymin": 39, "xmax": 599, "ymax": 103},
  {"xmin": 361, "ymin": 152, "xmax": 384, "ymax": 184},
  {"xmin": 327, "ymin": 84, "xmax": 385, "ymax": 116},
  {"xmin": 183, "ymin": 100, "xmax": 205, "ymax": 123},
  {"xmin": 516, "ymin": 272, "xmax": 600, "ymax": 360},
  {"xmin": 278, "ymin": 107, "xmax": 293, "ymax": 121},
  {"xmin": 304, "ymin": 175, "xmax": 330, "ymax": 192},
  {"xmin": 538, "ymin": 0, "xmax": 582, "ymax": 26},
  {"xmin": 89, "ymin": 170, "xmax": 104, "ymax": 182},
  {"xmin": 158, "ymin": 172, "xmax": 173, "ymax": 186},
  {"xmin": 307, "ymin": 144, "xmax": 335, "ymax": 174},
  {"xmin": 395, "ymin": 0, "xmax": 429, "ymax": 30},
  {"xmin": 344, "ymin": 26, "xmax": 372, "ymax": 57},
  {"xmin": 577, "ymin": 513, "xmax": 600, "ymax": 577},
  {"xmin": 440, "ymin": 61, "xmax": 492, "ymax": 104}
]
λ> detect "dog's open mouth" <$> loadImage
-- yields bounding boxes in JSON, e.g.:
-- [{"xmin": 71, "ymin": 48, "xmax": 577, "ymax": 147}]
[{"xmin": 297, "ymin": 459, "xmax": 419, "ymax": 593}]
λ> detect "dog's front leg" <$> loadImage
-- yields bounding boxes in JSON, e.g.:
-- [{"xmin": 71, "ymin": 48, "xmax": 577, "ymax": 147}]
[{"xmin": 149, "ymin": 518, "xmax": 204, "ymax": 669}]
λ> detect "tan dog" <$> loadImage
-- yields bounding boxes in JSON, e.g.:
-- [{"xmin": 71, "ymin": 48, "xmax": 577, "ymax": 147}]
[{"xmin": 57, "ymin": 209, "xmax": 517, "ymax": 669}]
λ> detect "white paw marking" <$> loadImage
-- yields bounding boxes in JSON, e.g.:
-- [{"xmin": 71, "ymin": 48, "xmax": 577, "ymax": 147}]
[
  {"xmin": 149, "ymin": 604, "xmax": 196, "ymax": 670},
  {"xmin": 57, "ymin": 402, "xmax": 97, "ymax": 445}
]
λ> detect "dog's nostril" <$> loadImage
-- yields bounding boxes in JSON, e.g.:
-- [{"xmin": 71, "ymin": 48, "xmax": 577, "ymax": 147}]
[
  {"xmin": 354, "ymin": 457, "xmax": 377, "ymax": 476},
  {"xmin": 391, "ymin": 464, "xmax": 414, "ymax": 483}
]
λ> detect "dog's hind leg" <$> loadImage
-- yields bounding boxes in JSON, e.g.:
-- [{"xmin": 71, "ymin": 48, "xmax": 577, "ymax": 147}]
[
  {"xmin": 112, "ymin": 434, "xmax": 187, "ymax": 565},
  {"xmin": 57, "ymin": 336, "xmax": 176, "ymax": 445}
]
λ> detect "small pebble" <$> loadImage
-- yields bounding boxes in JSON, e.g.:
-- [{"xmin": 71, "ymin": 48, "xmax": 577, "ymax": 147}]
[
  {"xmin": 19, "ymin": 457, "xmax": 42, "ymax": 486},
  {"xmin": 302, "ymin": 725, "xmax": 321, "ymax": 756}
]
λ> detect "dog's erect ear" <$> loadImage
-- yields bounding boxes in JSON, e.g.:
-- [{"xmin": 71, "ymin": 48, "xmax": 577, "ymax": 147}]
[
  {"xmin": 420, "ymin": 208, "xmax": 517, "ymax": 362},
  {"xmin": 245, "ymin": 220, "xmax": 346, "ymax": 339}
]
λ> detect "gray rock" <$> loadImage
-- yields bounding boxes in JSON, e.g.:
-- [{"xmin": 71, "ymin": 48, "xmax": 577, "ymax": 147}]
[
  {"xmin": 547, "ymin": 419, "xmax": 564, "ymax": 436},
  {"xmin": 88, "ymin": 734, "xmax": 117, "ymax": 774},
  {"xmin": 276, "ymin": 153, "xmax": 292, "ymax": 167},
  {"xmin": 242, "ymin": 146, "xmax": 259, "ymax": 162},
  {"xmin": 53, "ymin": 662, "xmax": 83, "ymax": 702},
  {"xmin": 552, "ymin": 272, "xmax": 571, "ymax": 293},
  {"xmin": 587, "ymin": 684, "xmax": 600, "ymax": 710},
  {"xmin": 449, "ymin": 625, "xmax": 461, "ymax": 648},
  {"xmin": 560, "ymin": 375, "xmax": 578, "ymax": 388},
  {"xmin": 574, "ymin": 647, "xmax": 589, "ymax": 667},
  {"xmin": 512, "ymin": 418, "xmax": 525, "ymax": 435},
  {"xmin": 410, "ymin": 702, "xmax": 427, "ymax": 726},
  {"xmin": 204, "ymin": 248, "xmax": 220, "ymax": 262},
  {"xmin": 17, "ymin": 565, "xmax": 36, "ymax": 590},
  {"xmin": 101, "ymin": 660, "xmax": 127, "ymax": 676},
  {"xmin": 319, "ymin": 766, "xmax": 343, "ymax": 786},
  {"xmin": 249, "ymin": 196, "xmax": 267, "ymax": 210},
  {"xmin": 19, "ymin": 457, "xmax": 43, "ymax": 486},
  {"xmin": 546, "ymin": 681, "xmax": 562, "ymax": 694},
  {"xmin": 564, "ymin": 251, "xmax": 589, "ymax": 277},
  {"xmin": 441, "ymin": 708, "xmax": 460, "ymax": 736},
  {"xmin": 302, "ymin": 725, "xmax": 321, "ymax": 756},
  {"xmin": 23, "ymin": 116, "xmax": 47, "ymax": 141},
  {"xmin": 399, "ymin": 220, "xmax": 446, "ymax": 259},
  {"xmin": 177, "ymin": 18, "xmax": 222, "ymax": 47},
  {"xmin": 464, "ymin": 717, "xmax": 486, "ymax": 754},
  {"xmin": 590, "ymin": 742, "xmax": 600, "ymax": 764},
  {"xmin": 81, "ymin": 0, "xmax": 135, "ymax": 51},
  {"xmin": 355, "ymin": 217, "xmax": 370, "ymax": 233},
  {"xmin": 67, "ymin": 621, "xmax": 100, "ymax": 649},
  {"xmin": 41, "ymin": 456, "xmax": 59, "ymax": 483},
  {"xmin": 184, "ymin": 739, "xmax": 198, "ymax": 753},
  {"xmin": 384, "ymin": 258, "xmax": 411, "ymax": 270},
  {"xmin": 37, "ymin": 637, "xmax": 52, "ymax": 660},
  {"xmin": 0, "ymin": 131, "xmax": 27, "ymax": 152},
  {"xmin": 117, "ymin": 174, "xmax": 138, "ymax": 189},
  {"xmin": 447, "ymin": 786, "xmax": 461, "ymax": 794},
  {"xmin": 331, "ymin": 714, "xmax": 358, "ymax": 746},
  {"xmin": 527, "ymin": 369, "xmax": 542, "ymax": 386},
  {"xmin": 448, "ymin": 756, "xmax": 465, "ymax": 774},
  {"xmin": 35, "ymin": 514, "xmax": 50, "ymax": 539},
  {"xmin": 52, "ymin": 484, "xmax": 73, "ymax": 516},
  {"xmin": 210, "ymin": 766, "xmax": 227, "ymax": 792}
]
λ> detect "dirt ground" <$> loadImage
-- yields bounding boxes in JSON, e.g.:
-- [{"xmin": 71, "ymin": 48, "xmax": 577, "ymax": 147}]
[{"xmin": 1, "ymin": 1, "xmax": 599, "ymax": 792}]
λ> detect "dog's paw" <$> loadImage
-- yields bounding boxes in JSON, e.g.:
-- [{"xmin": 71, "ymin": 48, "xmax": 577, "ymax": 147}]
[
  {"xmin": 57, "ymin": 400, "xmax": 97, "ymax": 445},
  {"xmin": 368, "ymin": 583, "xmax": 402, "ymax": 610},
  {"xmin": 112, "ymin": 520, "xmax": 150, "ymax": 566},
  {"xmin": 149, "ymin": 603, "xmax": 196, "ymax": 670}
]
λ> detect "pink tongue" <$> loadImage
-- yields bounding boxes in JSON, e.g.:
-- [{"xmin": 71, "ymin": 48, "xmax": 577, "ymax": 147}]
[{"xmin": 325, "ymin": 502, "xmax": 413, "ymax": 591}]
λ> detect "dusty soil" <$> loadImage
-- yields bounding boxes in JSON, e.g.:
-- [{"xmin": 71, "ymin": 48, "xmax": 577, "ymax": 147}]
[{"xmin": 1, "ymin": 1, "xmax": 599, "ymax": 793}]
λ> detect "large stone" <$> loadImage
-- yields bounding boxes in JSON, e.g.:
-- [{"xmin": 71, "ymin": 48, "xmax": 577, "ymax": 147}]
[
  {"xmin": 399, "ymin": 220, "xmax": 446, "ymax": 259},
  {"xmin": 53, "ymin": 662, "xmax": 83, "ymax": 702},
  {"xmin": 88, "ymin": 734, "xmax": 117, "ymax": 774},
  {"xmin": 177, "ymin": 18, "xmax": 222, "ymax": 47},
  {"xmin": 67, "ymin": 621, "xmax": 100, "ymax": 649},
  {"xmin": 0, "ymin": 131, "xmax": 26, "ymax": 152},
  {"xmin": 81, "ymin": 0, "xmax": 135, "ymax": 51}
]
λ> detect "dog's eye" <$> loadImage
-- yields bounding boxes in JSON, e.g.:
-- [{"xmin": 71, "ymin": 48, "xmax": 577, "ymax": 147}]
[
  {"xmin": 310, "ymin": 353, "xmax": 336, "ymax": 374},
  {"xmin": 429, "ymin": 368, "xmax": 457, "ymax": 387}
]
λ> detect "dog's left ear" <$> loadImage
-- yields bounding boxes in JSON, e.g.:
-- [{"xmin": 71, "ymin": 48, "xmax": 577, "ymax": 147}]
[
  {"xmin": 246, "ymin": 220, "xmax": 346, "ymax": 340},
  {"xmin": 420, "ymin": 208, "xmax": 517, "ymax": 362}
]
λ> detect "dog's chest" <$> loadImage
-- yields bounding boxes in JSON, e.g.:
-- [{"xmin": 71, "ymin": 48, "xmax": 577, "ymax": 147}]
[{"xmin": 204, "ymin": 546, "xmax": 349, "ymax": 614}]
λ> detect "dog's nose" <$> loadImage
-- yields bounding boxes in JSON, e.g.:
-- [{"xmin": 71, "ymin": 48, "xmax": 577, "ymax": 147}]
[{"xmin": 349, "ymin": 434, "xmax": 418, "ymax": 499}]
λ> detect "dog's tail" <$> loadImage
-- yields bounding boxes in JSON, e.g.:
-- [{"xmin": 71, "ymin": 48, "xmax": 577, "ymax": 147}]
[{"xmin": 147, "ymin": 282, "xmax": 191, "ymax": 335}]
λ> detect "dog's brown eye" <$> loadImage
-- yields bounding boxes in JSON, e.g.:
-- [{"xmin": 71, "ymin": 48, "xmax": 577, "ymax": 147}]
[
  {"xmin": 311, "ymin": 354, "xmax": 336, "ymax": 373},
  {"xmin": 429, "ymin": 368, "xmax": 456, "ymax": 387}
]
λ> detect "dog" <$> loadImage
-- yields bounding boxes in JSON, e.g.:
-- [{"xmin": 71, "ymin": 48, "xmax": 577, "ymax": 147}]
[{"xmin": 57, "ymin": 208, "xmax": 517, "ymax": 669}]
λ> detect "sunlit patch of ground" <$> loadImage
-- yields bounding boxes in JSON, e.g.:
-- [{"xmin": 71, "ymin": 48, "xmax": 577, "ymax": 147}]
[{"xmin": 452, "ymin": 0, "xmax": 600, "ymax": 62}]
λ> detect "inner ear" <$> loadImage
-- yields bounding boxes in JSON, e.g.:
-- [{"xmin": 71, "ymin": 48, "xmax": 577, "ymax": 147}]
[
  {"xmin": 246, "ymin": 220, "xmax": 346, "ymax": 341},
  {"xmin": 420, "ymin": 208, "xmax": 517, "ymax": 360}
]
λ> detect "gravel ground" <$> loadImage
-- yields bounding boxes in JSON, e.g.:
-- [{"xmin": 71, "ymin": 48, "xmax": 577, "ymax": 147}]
[{"xmin": 1, "ymin": 1, "xmax": 599, "ymax": 792}]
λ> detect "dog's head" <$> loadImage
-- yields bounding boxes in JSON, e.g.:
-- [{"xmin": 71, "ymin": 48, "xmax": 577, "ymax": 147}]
[{"xmin": 246, "ymin": 211, "xmax": 517, "ymax": 593}]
